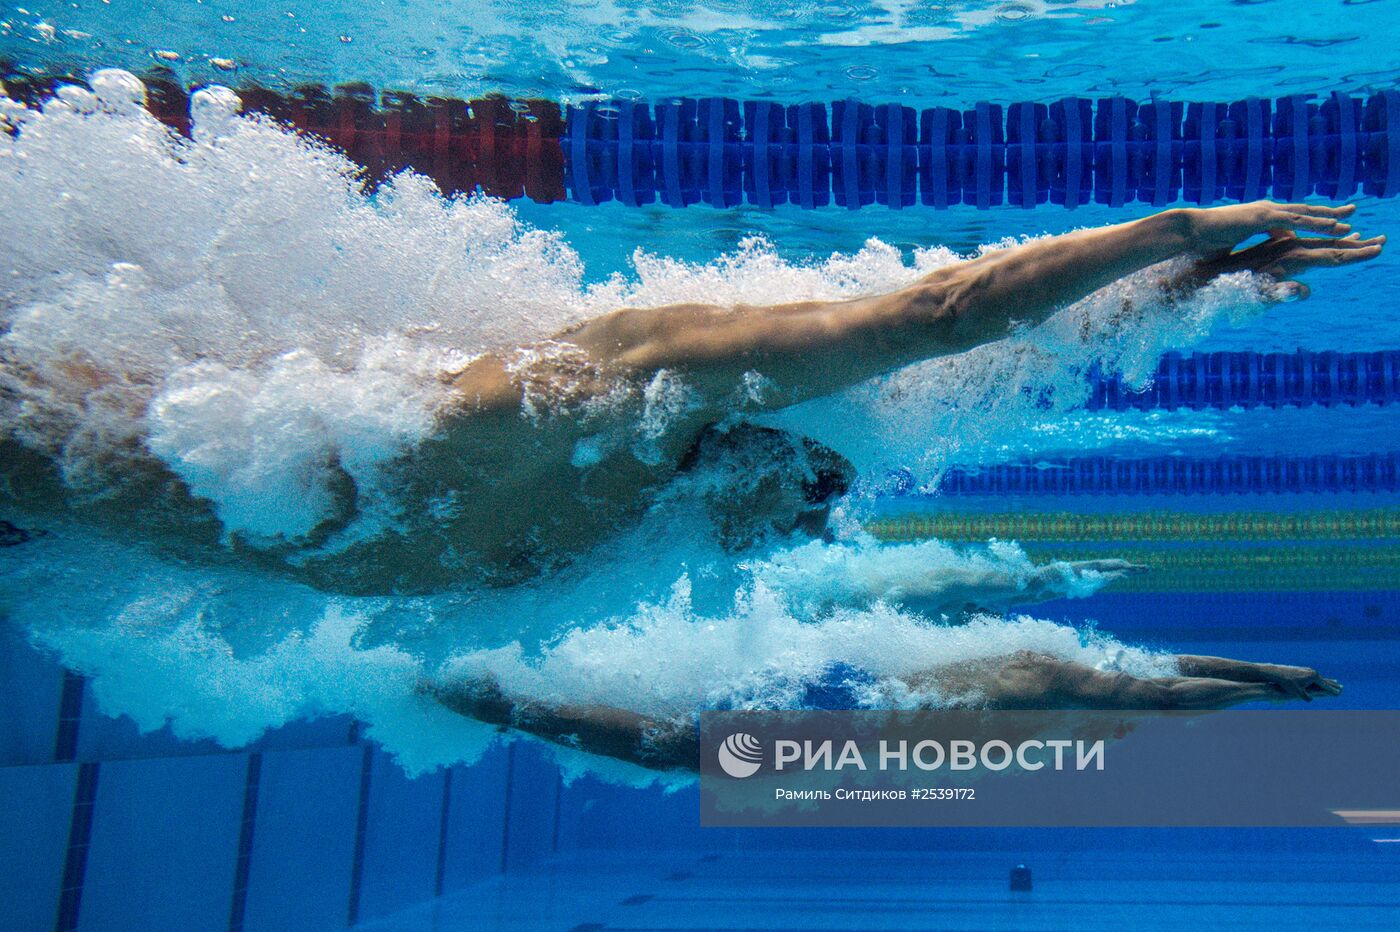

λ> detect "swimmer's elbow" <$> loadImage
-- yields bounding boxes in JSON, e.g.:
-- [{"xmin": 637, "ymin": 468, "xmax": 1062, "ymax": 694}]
[{"xmin": 918, "ymin": 263, "xmax": 1010, "ymax": 349}]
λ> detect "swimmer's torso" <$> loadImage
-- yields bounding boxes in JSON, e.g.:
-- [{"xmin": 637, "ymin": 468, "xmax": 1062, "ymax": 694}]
[{"xmin": 1, "ymin": 350, "xmax": 850, "ymax": 595}]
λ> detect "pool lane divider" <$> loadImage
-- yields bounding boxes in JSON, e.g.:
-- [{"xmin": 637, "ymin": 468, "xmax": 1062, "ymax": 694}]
[
  {"xmin": 867, "ymin": 509, "xmax": 1400, "ymax": 593},
  {"xmin": 563, "ymin": 93, "xmax": 1400, "ymax": 209},
  {"xmin": 5, "ymin": 66, "xmax": 1400, "ymax": 210},
  {"xmin": 907, "ymin": 453, "xmax": 1400, "ymax": 498},
  {"xmin": 1089, "ymin": 350, "xmax": 1400, "ymax": 411},
  {"xmin": 869, "ymin": 508, "xmax": 1400, "ymax": 543},
  {"xmin": 1, "ymin": 69, "xmax": 569, "ymax": 203}
]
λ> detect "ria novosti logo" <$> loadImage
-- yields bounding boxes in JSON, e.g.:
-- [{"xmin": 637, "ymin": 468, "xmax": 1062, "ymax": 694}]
[{"xmin": 717, "ymin": 733, "xmax": 763, "ymax": 778}]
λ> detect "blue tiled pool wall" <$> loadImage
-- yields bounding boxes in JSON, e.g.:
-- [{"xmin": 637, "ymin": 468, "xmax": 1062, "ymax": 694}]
[
  {"xmin": 2, "ymin": 625, "xmax": 515, "ymax": 931},
  {"xmin": 5, "ymin": 586, "xmax": 1400, "ymax": 930}
]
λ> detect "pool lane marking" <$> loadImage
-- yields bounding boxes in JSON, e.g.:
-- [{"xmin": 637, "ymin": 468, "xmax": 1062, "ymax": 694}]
[
  {"xmin": 434, "ymin": 767, "xmax": 453, "ymax": 896},
  {"xmin": 53, "ymin": 670, "xmax": 84, "ymax": 763},
  {"xmin": 227, "ymin": 751, "xmax": 263, "ymax": 932},
  {"xmin": 54, "ymin": 760, "xmax": 100, "ymax": 932},
  {"xmin": 346, "ymin": 744, "xmax": 374, "ymax": 927}
]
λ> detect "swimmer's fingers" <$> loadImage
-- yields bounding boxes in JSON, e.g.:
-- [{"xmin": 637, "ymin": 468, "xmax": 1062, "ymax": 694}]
[
  {"xmin": 1262, "ymin": 280, "xmax": 1310, "ymax": 303},
  {"xmin": 1187, "ymin": 202, "xmax": 1357, "ymax": 254},
  {"xmin": 1250, "ymin": 231, "xmax": 1381, "ymax": 261},
  {"xmin": 1223, "ymin": 232, "xmax": 1383, "ymax": 302},
  {"xmin": 1300, "ymin": 671, "xmax": 1343, "ymax": 697},
  {"xmin": 1273, "ymin": 201, "xmax": 1356, "ymax": 220},
  {"xmin": 1243, "ymin": 202, "xmax": 1353, "ymax": 238},
  {"xmin": 1285, "ymin": 232, "xmax": 1384, "ymax": 250},
  {"xmin": 1272, "ymin": 235, "xmax": 1385, "ymax": 275},
  {"xmin": 1272, "ymin": 677, "xmax": 1313, "ymax": 701},
  {"xmin": 1311, "ymin": 677, "xmax": 1344, "ymax": 697},
  {"xmin": 1265, "ymin": 202, "xmax": 1356, "ymax": 237},
  {"xmin": 1264, "ymin": 664, "xmax": 1343, "ymax": 701},
  {"xmin": 1282, "ymin": 214, "xmax": 1352, "ymax": 237}
]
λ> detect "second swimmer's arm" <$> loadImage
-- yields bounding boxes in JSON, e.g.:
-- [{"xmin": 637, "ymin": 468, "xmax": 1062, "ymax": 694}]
[
  {"xmin": 868, "ymin": 558, "xmax": 1146, "ymax": 615},
  {"xmin": 428, "ymin": 676, "xmax": 699, "ymax": 771}
]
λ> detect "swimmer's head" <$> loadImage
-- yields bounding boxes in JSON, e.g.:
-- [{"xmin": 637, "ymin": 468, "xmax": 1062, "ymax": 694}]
[{"xmin": 678, "ymin": 422, "xmax": 855, "ymax": 551}]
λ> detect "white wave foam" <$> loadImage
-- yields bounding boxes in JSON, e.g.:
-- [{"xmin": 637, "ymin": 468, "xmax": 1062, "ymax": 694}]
[
  {"xmin": 446, "ymin": 573, "xmax": 1172, "ymax": 724},
  {"xmin": 2, "ymin": 76, "xmax": 590, "ymax": 537},
  {"xmin": 765, "ymin": 257, "xmax": 1270, "ymax": 485},
  {"xmin": 2, "ymin": 523, "xmax": 1170, "ymax": 779}
]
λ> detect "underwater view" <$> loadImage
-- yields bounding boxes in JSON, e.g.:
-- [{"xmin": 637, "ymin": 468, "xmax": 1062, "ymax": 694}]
[{"xmin": 2, "ymin": 0, "xmax": 1399, "ymax": 929}]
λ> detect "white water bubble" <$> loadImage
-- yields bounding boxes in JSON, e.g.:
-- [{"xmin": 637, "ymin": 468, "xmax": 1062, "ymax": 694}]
[
  {"xmin": 189, "ymin": 85, "xmax": 243, "ymax": 142},
  {"xmin": 54, "ymin": 84, "xmax": 99, "ymax": 113},
  {"xmin": 0, "ymin": 95, "xmax": 30, "ymax": 131},
  {"xmin": 89, "ymin": 69, "xmax": 147, "ymax": 114}
]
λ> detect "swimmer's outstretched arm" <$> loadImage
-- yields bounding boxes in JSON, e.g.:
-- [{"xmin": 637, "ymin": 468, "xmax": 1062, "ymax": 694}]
[
  {"xmin": 427, "ymin": 676, "xmax": 698, "ymax": 771},
  {"xmin": 877, "ymin": 557, "xmax": 1146, "ymax": 616},
  {"xmin": 451, "ymin": 202, "xmax": 1381, "ymax": 414},
  {"xmin": 428, "ymin": 651, "xmax": 1343, "ymax": 770},
  {"xmin": 959, "ymin": 650, "xmax": 1343, "ymax": 711},
  {"xmin": 1173, "ymin": 654, "xmax": 1344, "ymax": 701}
]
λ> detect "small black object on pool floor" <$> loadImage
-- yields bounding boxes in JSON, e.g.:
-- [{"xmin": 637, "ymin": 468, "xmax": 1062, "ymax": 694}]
[{"xmin": 1009, "ymin": 863, "xmax": 1033, "ymax": 891}]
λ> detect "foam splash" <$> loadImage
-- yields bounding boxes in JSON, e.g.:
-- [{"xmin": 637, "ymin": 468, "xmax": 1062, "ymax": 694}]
[
  {"xmin": 765, "ymin": 256, "xmax": 1269, "ymax": 487},
  {"xmin": 448, "ymin": 572, "xmax": 1171, "ymax": 723},
  {"xmin": 1, "ymin": 524, "xmax": 1166, "ymax": 778},
  {"xmin": 0, "ymin": 73, "xmax": 1271, "ymax": 778},
  {"xmin": 1, "ymin": 74, "xmax": 590, "ymax": 538}
]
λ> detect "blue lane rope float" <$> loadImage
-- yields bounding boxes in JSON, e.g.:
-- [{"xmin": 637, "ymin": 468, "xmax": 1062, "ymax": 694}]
[
  {"xmin": 562, "ymin": 91, "xmax": 1400, "ymax": 210},
  {"xmin": 917, "ymin": 454, "xmax": 1400, "ymax": 498},
  {"xmin": 8, "ymin": 69, "xmax": 1399, "ymax": 210},
  {"xmin": 1087, "ymin": 350, "xmax": 1400, "ymax": 411}
]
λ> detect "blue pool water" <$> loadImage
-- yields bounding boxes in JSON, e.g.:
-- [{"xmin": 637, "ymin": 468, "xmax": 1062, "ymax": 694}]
[{"xmin": 3, "ymin": 0, "xmax": 1400, "ymax": 929}]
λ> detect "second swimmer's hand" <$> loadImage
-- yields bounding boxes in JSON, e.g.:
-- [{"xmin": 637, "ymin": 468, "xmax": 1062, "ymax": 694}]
[
  {"xmin": 1064, "ymin": 558, "xmax": 1150, "ymax": 579},
  {"xmin": 1027, "ymin": 559, "xmax": 1149, "ymax": 596},
  {"xmin": 1195, "ymin": 229, "xmax": 1385, "ymax": 302}
]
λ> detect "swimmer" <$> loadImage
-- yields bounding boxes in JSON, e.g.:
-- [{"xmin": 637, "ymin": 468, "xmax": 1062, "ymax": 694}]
[
  {"xmin": 751, "ymin": 540, "xmax": 1150, "ymax": 617},
  {"xmin": 430, "ymin": 652, "xmax": 1344, "ymax": 772},
  {"xmin": 2, "ymin": 201, "xmax": 1384, "ymax": 593},
  {"xmin": 357, "ymin": 200, "xmax": 1381, "ymax": 592}
]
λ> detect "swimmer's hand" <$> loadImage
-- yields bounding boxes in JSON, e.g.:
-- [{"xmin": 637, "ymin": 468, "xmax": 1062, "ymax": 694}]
[
  {"xmin": 421, "ymin": 672, "xmax": 515, "ymax": 725},
  {"xmin": 1180, "ymin": 201, "xmax": 1384, "ymax": 301},
  {"xmin": 1256, "ymin": 663, "xmax": 1344, "ymax": 702},
  {"xmin": 1184, "ymin": 201, "xmax": 1357, "ymax": 255}
]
